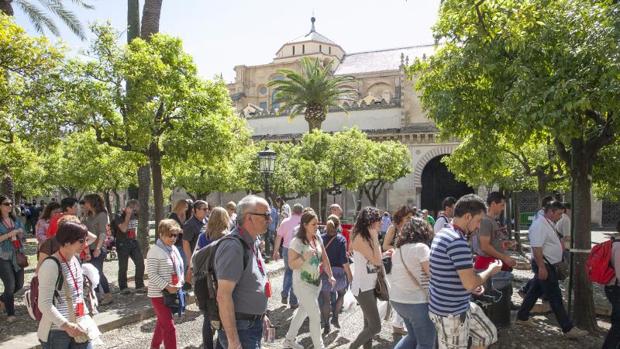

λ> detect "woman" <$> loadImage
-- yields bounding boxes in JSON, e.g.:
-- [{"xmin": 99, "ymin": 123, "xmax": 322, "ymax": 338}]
[
  {"xmin": 193, "ymin": 207, "xmax": 229, "ymax": 349},
  {"xmin": 169, "ymin": 199, "xmax": 189, "ymax": 265},
  {"xmin": 82, "ymin": 194, "xmax": 112, "ymax": 305},
  {"xmin": 387, "ymin": 217, "xmax": 436, "ymax": 349},
  {"xmin": 38, "ymin": 220, "xmax": 92, "ymax": 348},
  {"xmin": 0, "ymin": 195, "xmax": 25, "ymax": 322},
  {"xmin": 283, "ymin": 210, "xmax": 335, "ymax": 349},
  {"xmin": 37, "ymin": 215, "xmax": 96, "ymax": 271},
  {"xmin": 349, "ymin": 207, "xmax": 384, "ymax": 349},
  {"xmin": 36, "ymin": 202, "xmax": 61, "ymax": 245},
  {"xmin": 382, "ymin": 205, "xmax": 414, "ymax": 335},
  {"xmin": 320, "ymin": 215, "xmax": 352, "ymax": 334},
  {"xmin": 147, "ymin": 219, "xmax": 185, "ymax": 349}
]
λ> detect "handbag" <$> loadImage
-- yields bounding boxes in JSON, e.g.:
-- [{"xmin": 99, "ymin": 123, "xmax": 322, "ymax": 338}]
[
  {"xmin": 16, "ymin": 251, "xmax": 29, "ymax": 268},
  {"xmin": 162, "ymin": 288, "xmax": 182, "ymax": 313},
  {"xmin": 373, "ymin": 268, "xmax": 390, "ymax": 302},
  {"xmin": 382, "ymin": 255, "xmax": 392, "ymax": 274}
]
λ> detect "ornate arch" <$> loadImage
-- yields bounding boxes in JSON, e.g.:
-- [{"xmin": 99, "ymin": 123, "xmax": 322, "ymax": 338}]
[{"xmin": 413, "ymin": 145, "xmax": 456, "ymax": 188}]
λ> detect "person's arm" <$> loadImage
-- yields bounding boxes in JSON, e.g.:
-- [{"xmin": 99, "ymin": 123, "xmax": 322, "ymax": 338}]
[
  {"xmin": 287, "ymin": 245, "xmax": 315, "ymax": 270},
  {"xmin": 382, "ymin": 225, "xmax": 396, "ymax": 251},
  {"xmin": 317, "ymin": 236, "xmax": 334, "ymax": 281},
  {"xmin": 457, "ymin": 265, "xmax": 500, "ymax": 291},
  {"xmin": 118, "ymin": 213, "xmax": 131, "ymax": 233},
  {"xmin": 352, "ymin": 234, "xmax": 382, "ymax": 266},
  {"xmin": 272, "ymin": 234, "xmax": 282, "ymax": 260},
  {"xmin": 146, "ymin": 249, "xmax": 175, "ymax": 292},
  {"xmin": 532, "ymin": 247, "xmax": 548, "ymax": 280},
  {"xmin": 217, "ymin": 280, "xmax": 241, "ymax": 349},
  {"xmin": 38, "ymin": 259, "xmax": 72, "ymax": 328},
  {"xmin": 421, "ymin": 261, "xmax": 431, "ymax": 276},
  {"xmin": 479, "ymin": 235, "xmax": 516, "ymax": 267},
  {"xmin": 93, "ymin": 213, "xmax": 108, "ymax": 257}
]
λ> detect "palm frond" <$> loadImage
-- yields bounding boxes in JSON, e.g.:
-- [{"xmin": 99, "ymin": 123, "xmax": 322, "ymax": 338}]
[
  {"xmin": 15, "ymin": 0, "xmax": 60, "ymax": 36},
  {"xmin": 41, "ymin": 0, "xmax": 87, "ymax": 39},
  {"xmin": 67, "ymin": 0, "xmax": 95, "ymax": 10}
]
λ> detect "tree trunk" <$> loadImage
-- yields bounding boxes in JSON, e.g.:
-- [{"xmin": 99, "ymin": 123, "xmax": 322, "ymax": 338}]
[
  {"xmin": 570, "ymin": 145, "xmax": 597, "ymax": 332},
  {"xmin": 1, "ymin": 173, "xmax": 14, "ymax": 204},
  {"xmin": 127, "ymin": 0, "xmax": 140, "ymax": 42},
  {"xmin": 140, "ymin": 0, "xmax": 163, "ymax": 39},
  {"xmin": 137, "ymin": 165, "xmax": 151, "ymax": 255},
  {"xmin": 536, "ymin": 174, "xmax": 549, "ymax": 207},
  {"xmin": 513, "ymin": 191, "xmax": 523, "ymax": 255},
  {"xmin": 319, "ymin": 188, "xmax": 328, "ymax": 222},
  {"xmin": 149, "ymin": 141, "xmax": 165, "ymax": 228},
  {"xmin": 355, "ymin": 186, "xmax": 364, "ymax": 218},
  {"xmin": 308, "ymin": 119, "xmax": 323, "ymax": 217},
  {"xmin": 0, "ymin": 0, "xmax": 14, "ymax": 16}
]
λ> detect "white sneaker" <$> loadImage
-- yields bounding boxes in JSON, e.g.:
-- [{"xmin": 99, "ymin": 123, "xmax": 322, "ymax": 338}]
[
  {"xmin": 282, "ymin": 338, "xmax": 304, "ymax": 349},
  {"xmin": 565, "ymin": 327, "xmax": 588, "ymax": 338}
]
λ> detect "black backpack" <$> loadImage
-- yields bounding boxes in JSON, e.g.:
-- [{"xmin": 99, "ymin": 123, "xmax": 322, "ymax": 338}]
[{"xmin": 192, "ymin": 234, "xmax": 250, "ymax": 329}]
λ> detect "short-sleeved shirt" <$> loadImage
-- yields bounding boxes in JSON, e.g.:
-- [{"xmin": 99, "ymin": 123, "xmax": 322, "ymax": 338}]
[
  {"xmin": 112, "ymin": 213, "xmax": 139, "ymax": 242},
  {"xmin": 84, "ymin": 212, "xmax": 109, "ymax": 250},
  {"xmin": 433, "ymin": 215, "xmax": 450, "ymax": 234},
  {"xmin": 321, "ymin": 233, "xmax": 348, "ymax": 268},
  {"xmin": 429, "ymin": 225, "xmax": 474, "ymax": 316},
  {"xmin": 555, "ymin": 213, "xmax": 570, "ymax": 238},
  {"xmin": 388, "ymin": 242, "xmax": 430, "ymax": 304},
  {"xmin": 472, "ymin": 215, "xmax": 508, "ymax": 257},
  {"xmin": 528, "ymin": 216, "xmax": 563, "ymax": 264},
  {"xmin": 214, "ymin": 228, "xmax": 267, "ymax": 315},
  {"xmin": 289, "ymin": 234, "xmax": 323, "ymax": 287},
  {"xmin": 183, "ymin": 216, "xmax": 206, "ymax": 253},
  {"xmin": 276, "ymin": 214, "xmax": 301, "ymax": 249}
]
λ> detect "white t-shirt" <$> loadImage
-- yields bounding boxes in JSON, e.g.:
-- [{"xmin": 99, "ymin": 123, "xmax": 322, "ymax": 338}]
[
  {"xmin": 289, "ymin": 234, "xmax": 322, "ymax": 287},
  {"xmin": 528, "ymin": 216, "xmax": 563, "ymax": 264},
  {"xmin": 387, "ymin": 243, "xmax": 430, "ymax": 304},
  {"xmin": 433, "ymin": 215, "xmax": 450, "ymax": 234}
]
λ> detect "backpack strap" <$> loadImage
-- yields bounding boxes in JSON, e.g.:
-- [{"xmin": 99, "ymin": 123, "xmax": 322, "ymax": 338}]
[
  {"xmin": 225, "ymin": 234, "xmax": 250, "ymax": 270},
  {"xmin": 42, "ymin": 256, "xmax": 64, "ymax": 303}
]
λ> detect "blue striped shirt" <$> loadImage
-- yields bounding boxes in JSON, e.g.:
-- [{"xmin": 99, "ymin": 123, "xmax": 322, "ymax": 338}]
[{"xmin": 429, "ymin": 225, "xmax": 473, "ymax": 316}]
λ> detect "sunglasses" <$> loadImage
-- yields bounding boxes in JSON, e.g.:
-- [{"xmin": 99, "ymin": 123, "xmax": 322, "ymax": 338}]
[
  {"xmin": 168, "ymin": 233, "xmax": 179, "ymax": 238},
  {"xmin": 249, "ymin": 212, "xmax": 272, "ymax": 220},
  {"xmin": 1, "ymin": 202, "xmax": 12, "ymax": 207}
]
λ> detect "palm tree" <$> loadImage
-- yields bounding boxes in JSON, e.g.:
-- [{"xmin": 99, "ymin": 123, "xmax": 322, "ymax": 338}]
[
  {"xmin": 0, "ymin": 0, "xmax": 94, "ymax": 40},
  {"xmin": 268, "ymin": 57, "xmax": 356, "ymax": 131}
]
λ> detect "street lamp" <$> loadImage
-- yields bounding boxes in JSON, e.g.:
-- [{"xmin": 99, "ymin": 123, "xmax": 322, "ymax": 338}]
[{"xmin": 258, "ymin": 146, "xmax": 277, "ymax": 204}]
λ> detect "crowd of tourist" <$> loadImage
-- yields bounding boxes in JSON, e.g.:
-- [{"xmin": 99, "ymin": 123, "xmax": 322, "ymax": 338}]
[{"xmin": 0, "ymin": 191, "xmax": 618, "ymax": 349}]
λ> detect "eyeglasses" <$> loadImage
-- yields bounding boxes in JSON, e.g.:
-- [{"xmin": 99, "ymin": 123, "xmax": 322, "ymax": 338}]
[
  {"xmin": 168, "ymin": 234, "xmax": 179, "ymax": 238},
  {"xmin": 1, "ymin": 202, "xmax": 12, "ymax": 207},
  {"xmin": 249, "ymin": 212, "xmax": 272, "ymax": 220}
]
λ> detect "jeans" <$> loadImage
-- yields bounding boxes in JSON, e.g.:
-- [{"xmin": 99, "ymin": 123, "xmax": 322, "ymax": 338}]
[
  {"xmin": 151, "ymin": 297, "xmax": 177, "ymax": 349},
  {"xmin": 350, "ymin": 289, "xmax": 381, "ymax": 349},
  {"xmin": 116, "ymin": 239, "xmax": 145, "ymax": 290},
  {"xmin": 603, "ymin": 285, "xmax": 620, "ymax": 349},
  {"xmin": 286, "ymin": 281, "xmax": 323, "ymax": 348},
  {"xmin": 281, "ymin": 248, "xmax": 298, "ymax": 306},
  {"xmin": 0, "ymin": 258, "xmax": 24, "ymax": 316},
  {"xmin": 517, "ymin": 259, "xmax": 573, "ymax": 332},
  {"xmin": 89, "ymin": 248, "xmax": 110, "ymax": 294},
  {"xmin": 218, "ymin": 318, "xmax": 263, "ymax": 349},
  {"xmin": 390, "ymin": 301, "xmax": 436, "ymax": 349},
  {"xmin": 202, "ymin": 312, "xmax": 223, "ymax": 349},
  {"xmin": 40, "ymin": 330, "xmax": 92, "ymax": 349},
  {"xmin": 264, "ymin": 230, "xmax": 275, "ymax": 256}
]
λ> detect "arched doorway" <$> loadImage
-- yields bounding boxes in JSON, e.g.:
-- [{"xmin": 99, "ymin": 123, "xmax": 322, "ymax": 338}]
[{"xmin": 421, "ymin": 155, "xmax": 474, "ymax": 216}]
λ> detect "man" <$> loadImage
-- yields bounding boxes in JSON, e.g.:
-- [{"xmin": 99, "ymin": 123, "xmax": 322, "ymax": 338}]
[
  {"xmin": 46, "ymin": 197, "xmax": 79, "ymax": 238},
  {"xmin": 263, "ymin": 205, "xmax": 278, "ymax": 257},
  {"xmin": 112, "ymin": 199, "xmax": 145, "ymax": 295},
  {"xmin": 380, "ymin": 212, "xmax": 391, "ymax": 240},
  {"xmin": 329, "ymin": 204, "xmax": 343, "ymax": 219},
  {"xmin": 516, "ymin": 201, "xmax": 587, "ymax": 337},
  {"xmin": 272, "ymin": 203, "xmax": 303, "ymax": 309},
  {"xmin": 472, "ymin": 192, "xmax": 516, "ymax": 270},
  {"xmin": 555, "ymin": 202, "xmax": 571, "ymax": 252},
  {"xmin": 429, "ymin": 194, "xmax": 502, "ymax": 349},
  {"xmin": 215, "ymin": 195, "xmax": 271, "ymax": 349},
  {"xmin": 183, "ymin": 200, "xmax": 209, "ymax": 287},
  {"xmin": 422, "ymin": 209, "xmax": 435, "ymax": 226},
  {"xmin": 226, "ymin": 201, "xmax": 237, "ymax": 229},
  {"xmin": 277, "ymin": 197, "xmax": 291, "ymax": 223},
  {"xmin": 433, "ymin": 196, "xmax": 457, "ymax": 234}
]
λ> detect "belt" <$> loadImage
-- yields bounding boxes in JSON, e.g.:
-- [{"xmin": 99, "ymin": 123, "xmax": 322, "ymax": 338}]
[{"xmin": 235, "ymin": 312, "xmax": 264, "ymax": 321}]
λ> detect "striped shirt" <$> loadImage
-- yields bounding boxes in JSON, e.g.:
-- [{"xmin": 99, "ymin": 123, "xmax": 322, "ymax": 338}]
[{"xmin": 429, "ymin": 224, "xmax": 473, "ymax": 316}]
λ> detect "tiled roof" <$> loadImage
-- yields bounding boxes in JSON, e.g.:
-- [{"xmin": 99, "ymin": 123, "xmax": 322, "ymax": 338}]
[
  {"xmin": 287, "ymin": 31, "xmax": 337, "ymax": 45},
  {"xmin": 335, "ymin": 45, "xmax": 436, "ymax": 75}
]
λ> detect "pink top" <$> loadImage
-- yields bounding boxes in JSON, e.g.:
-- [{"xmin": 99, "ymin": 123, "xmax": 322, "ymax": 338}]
[{"xmin": 277, "ymin": 214, "xmax": 301, "ymax": 248}]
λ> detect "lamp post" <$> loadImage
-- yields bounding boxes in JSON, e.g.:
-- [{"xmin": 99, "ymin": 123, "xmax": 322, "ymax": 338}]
[{"xmin": 258, "ymin": 146, "xmax": 277, "ymax": 205}]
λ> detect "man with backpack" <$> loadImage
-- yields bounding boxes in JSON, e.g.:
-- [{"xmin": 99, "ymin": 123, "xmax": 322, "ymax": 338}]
[
  {"xmin": 516, "ymin": 201, "xmax": 587, "ymax": 338},
  {"xmin": 433, "ymin": 196, "xmax": 456, "ymax": 234},
  {"xmin": 111, "ymin": 200, "xmax": 145, "ymax": 295},
  {"xmin": 215, "ymin": 195, "xmax": 271, "ymax": 349}
]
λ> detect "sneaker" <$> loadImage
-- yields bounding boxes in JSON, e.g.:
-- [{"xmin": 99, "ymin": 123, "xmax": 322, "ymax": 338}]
[
  {"xmin": 515, "ymin": 318, "xmax": 536, "ymax": 327},
  {"xmin": 120, "ymin": 288, "xmax": 132, "ymax": 295},
  {"xmin": 100, "ymin": 293, "xmax": 113, "ymax": 305},
  {"xmin": 565, "ymin": 327, "xmax": 588, "ymax": 338},
  {"xmin": 392, "ymin": 326, "xmax": 407, "ymax": 335},
  {"xmin": 323, "ymin": 323, "xmax": 331, "ymax": 336},
  {"xmin": 282, "ymin": 338, "xmax": 304, "ymax": 349},
  {"xmin": 290, "ymin": 303, "xmax": 299, "ymax": 310},
  {"xmin": 281, "ymin": 296, "xmax": 288, "ymax": 305},
  {"xmin": 331, "ymin": 317, "xmax": 340, "ymax": 329}
]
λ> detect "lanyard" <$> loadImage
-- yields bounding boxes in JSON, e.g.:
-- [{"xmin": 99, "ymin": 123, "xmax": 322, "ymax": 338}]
[
  {"xmin": 58, "ymin": 251, "xmax": 81, "ymax": 299},
  {"xmin": 239, "ymin": 228, "xmax": 265, "ymax": 276}
]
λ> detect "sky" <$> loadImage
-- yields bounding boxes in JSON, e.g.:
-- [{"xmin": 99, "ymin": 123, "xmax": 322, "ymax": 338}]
[{"xmin": 14, "ymin": 0, "xmax": 442, "ymax": 82}]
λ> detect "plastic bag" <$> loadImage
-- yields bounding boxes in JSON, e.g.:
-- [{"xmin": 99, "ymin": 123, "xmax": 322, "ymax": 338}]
[
  {"xmin": 377, "ymin": 300, "xmax": 392, "ymax": 321},
  {"xmin": 342, "ymin": 289, "xmax": 356, "ymax": 312}
]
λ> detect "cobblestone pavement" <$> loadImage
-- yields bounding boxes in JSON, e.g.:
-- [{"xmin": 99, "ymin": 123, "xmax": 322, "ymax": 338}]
[{"xmin": 99, "ymin": 259, "xmax": 611, "ymax": 349}]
